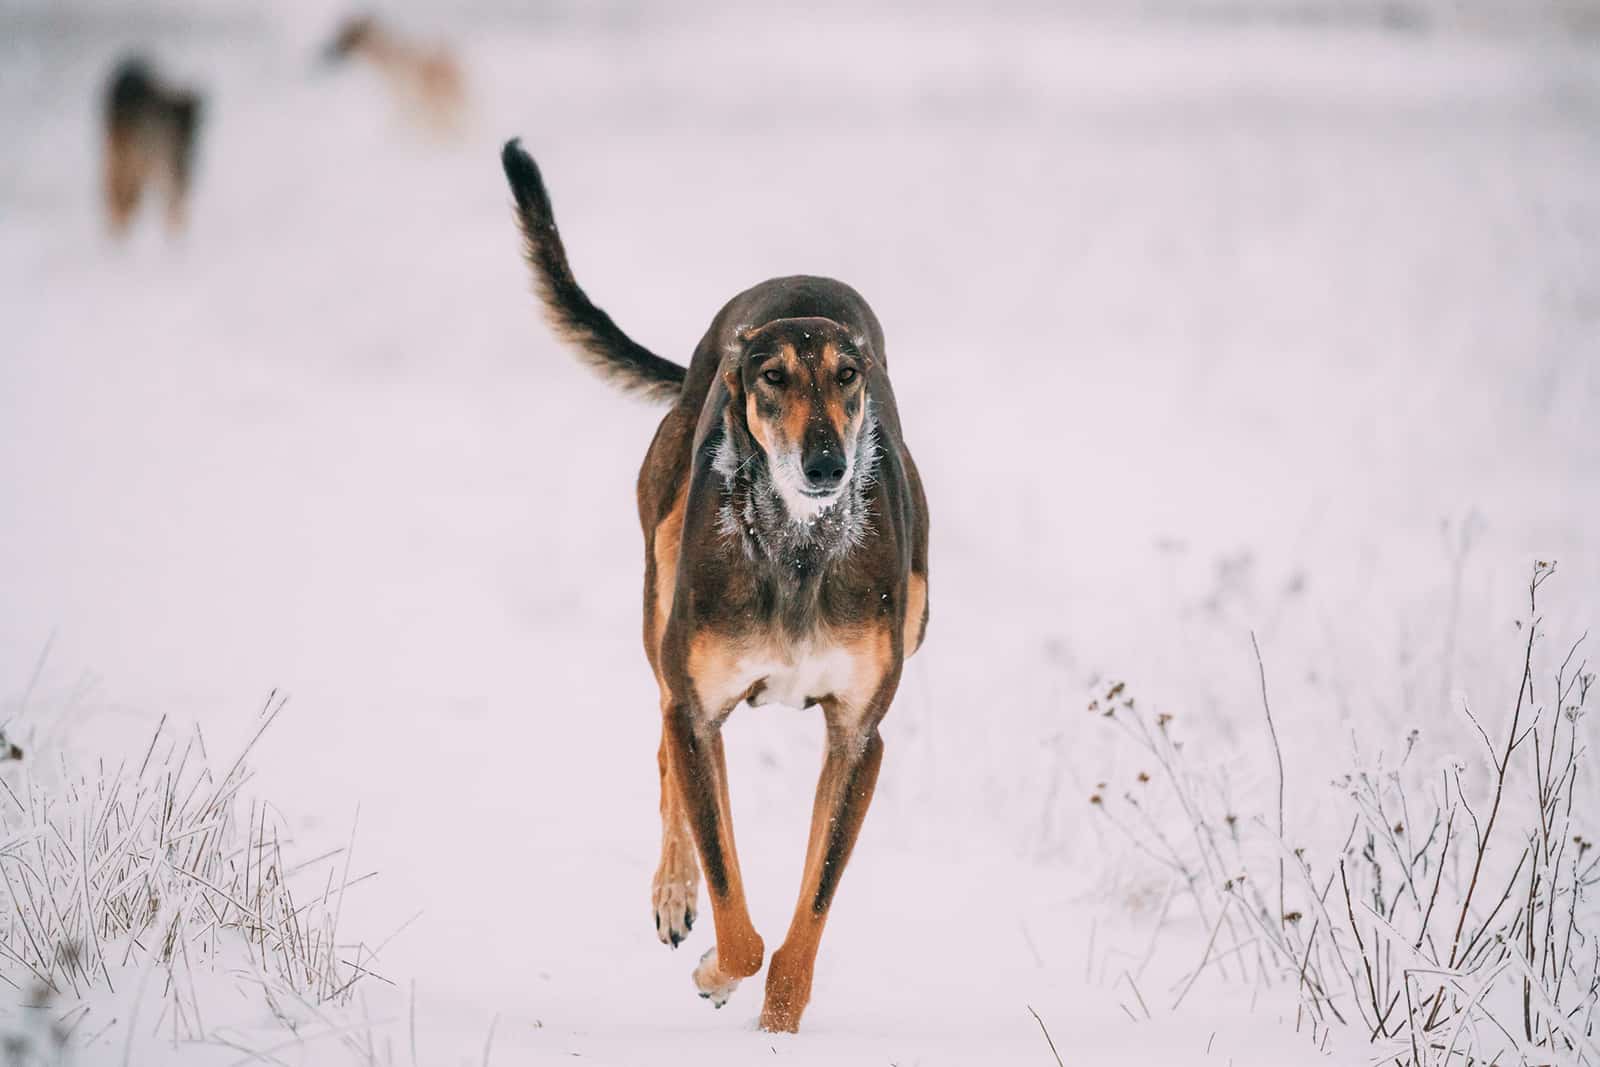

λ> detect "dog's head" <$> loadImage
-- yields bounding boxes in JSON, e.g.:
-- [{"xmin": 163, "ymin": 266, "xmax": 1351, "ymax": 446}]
[
  {"xmin": 324, "ymin": 15, "xmax": 378, "ymax": 61},
  {"xmin": 723, "ymin": 317, "xmax": 873, "ymax": 521}
]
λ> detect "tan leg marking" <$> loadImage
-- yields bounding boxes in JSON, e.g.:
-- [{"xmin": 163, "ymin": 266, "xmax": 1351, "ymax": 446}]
[
  {"xmin": 650, "ymin": 482, "xmax": 688, "ymax": 652},
  {"xmin": 104, "ymin": 130, "xmax": 141, "ymax": 236},
  {"xmin": 652, "ymin": 707, "xmax": 699, "ymax": 948},
  {"xmin": 668, "ymin": 632, "xmax": 765, "ymax": 1006},
  {"xmin": 760, "ymin": 627, "xmax": 897, "ymax": 1033},
  {"xmin": 649, "ymin": 482, "xmax": 696, "ymax": 946},
  {"xmin": 685, "ymin": 630, "xmax": 764, "ymax": 716},
  {"xmin": 904, "ymin": 572, "xmax": 928, "ymax": 657}
]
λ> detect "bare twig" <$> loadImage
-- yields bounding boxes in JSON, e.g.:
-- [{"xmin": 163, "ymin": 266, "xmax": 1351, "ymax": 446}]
[
  {"xmin": 1252, "ymin": 632, "xmax": 1287, "ymax": 932},
  {"xmin": 1027, "ymin": 1005, "xmax": 1065, "ymax": 1067}
]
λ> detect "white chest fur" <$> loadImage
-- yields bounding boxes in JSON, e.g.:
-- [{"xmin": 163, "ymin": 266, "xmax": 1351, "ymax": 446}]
[
  {"xmin": 690, "ymin": 629, "xmax": 888, "ymax": 730},
  {"xmin": 743, "ymin": 641, "xmax": 859, "ymax": 710}
]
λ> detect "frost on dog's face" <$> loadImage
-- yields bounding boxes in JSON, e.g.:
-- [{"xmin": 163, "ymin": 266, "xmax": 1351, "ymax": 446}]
[{"xmin": 728, "ymin": 318, "xmax": 870, "ymax": 522}]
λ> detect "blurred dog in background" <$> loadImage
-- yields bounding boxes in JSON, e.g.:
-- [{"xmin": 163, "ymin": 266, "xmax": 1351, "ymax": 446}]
[
  {"xmin": 102, "ymin": 56, "xmax": 204, "ymax": 238},
  {"xmin": 324, "ymin": 15, "xmax": 465, "ymax": 137}
]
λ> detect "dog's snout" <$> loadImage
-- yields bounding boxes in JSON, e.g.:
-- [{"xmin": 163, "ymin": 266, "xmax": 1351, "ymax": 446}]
[{"xmin": 802, "ymin": 448, "xmax": 846, "ymax": 490}]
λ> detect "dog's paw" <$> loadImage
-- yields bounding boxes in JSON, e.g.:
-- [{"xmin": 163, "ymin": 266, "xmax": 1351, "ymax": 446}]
[
  {"xmin": 758, "ymin": 946, "xmax": 810, "ymax": 1032},
  {"xmin": 758, "ymin": 1004, "xmax": 802, "ymax": 1033},
  {"xmin": 651, "ymin": 842, "xmax": 699, "ymax": 948},
  {"xmin": 651, "ymin": 873, "xmax": 697, "ymax": 948},
  {"xmin": 692, "ymin": 947, "xmax": 743, "ymax": 1009}
]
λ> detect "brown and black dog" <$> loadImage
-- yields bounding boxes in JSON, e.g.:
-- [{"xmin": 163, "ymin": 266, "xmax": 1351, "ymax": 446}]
[
  {"xmin": 324, "ymin": 15, "xmax": 465, "ymax": 136},
  {"xmin": 501, "ymin": 141, "xmax": 929, "ymax": 1032},
  {"xmin": 102, "ymin": 57, "xmax": 203, "ymax": 238}
]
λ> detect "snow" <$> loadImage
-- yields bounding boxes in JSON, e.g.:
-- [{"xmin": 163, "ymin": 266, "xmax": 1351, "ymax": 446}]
[{"xmin": 2, "ymin": 2, "xmax": 1597, "ymax": 1064}]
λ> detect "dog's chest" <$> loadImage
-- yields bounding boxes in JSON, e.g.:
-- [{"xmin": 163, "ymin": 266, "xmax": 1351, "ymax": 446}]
[{"xmin": 741, "ymin": 640, "xmax": 859, "ymax": 710}]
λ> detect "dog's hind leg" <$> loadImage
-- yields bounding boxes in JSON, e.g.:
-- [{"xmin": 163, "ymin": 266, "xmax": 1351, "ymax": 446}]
[
  {"xmin": 663, "ymin": 702, "xmax": 764, "ymax": 1008},
  {"xmin": 164, "ymin": 103, "xmax": 200, "ymax": 235},
  {"xmin": 652, "ymin": 724, "xmax": 699, "ymax": 948},
  {"xmin": 759, "ymin": 673, "xmax": 896, "ymax": 1033}
]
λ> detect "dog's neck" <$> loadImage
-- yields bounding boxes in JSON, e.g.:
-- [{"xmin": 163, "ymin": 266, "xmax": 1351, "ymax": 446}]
[{"xmin": 713, "ymin": 410, "xmax": 879, "ymax": 575}]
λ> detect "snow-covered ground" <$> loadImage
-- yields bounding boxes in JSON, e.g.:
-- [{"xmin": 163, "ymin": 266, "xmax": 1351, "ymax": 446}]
[{"xmin": 2, "ymin": 2, "xmax": 1597, "ymax": 1064}]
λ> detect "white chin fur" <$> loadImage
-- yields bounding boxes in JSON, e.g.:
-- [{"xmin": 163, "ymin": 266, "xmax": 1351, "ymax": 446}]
[{"xmin": 772, "ymin": 464, "xmax": 848, "ymax": 524}]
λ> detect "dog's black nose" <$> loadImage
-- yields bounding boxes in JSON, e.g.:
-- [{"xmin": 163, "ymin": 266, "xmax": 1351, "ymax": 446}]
[{"xmin": 802, "ymin": 450, "xmax": 846, "ymax": 490}]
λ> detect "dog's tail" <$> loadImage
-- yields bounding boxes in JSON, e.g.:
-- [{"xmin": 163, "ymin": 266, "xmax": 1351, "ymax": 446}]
[{"xmin": 501, "ymin": 140, "xmax": 686, "ymax": 404}]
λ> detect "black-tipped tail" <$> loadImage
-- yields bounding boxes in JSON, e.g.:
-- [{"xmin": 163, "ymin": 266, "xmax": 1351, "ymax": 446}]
[{"xmin": 501, "ymin": 139, "xmax": 686, "ymax": 404}]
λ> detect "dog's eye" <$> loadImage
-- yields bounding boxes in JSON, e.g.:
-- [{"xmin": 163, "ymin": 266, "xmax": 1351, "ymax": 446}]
[
  {"xmin": 837, "ymin": 367, "xmax": 858, "ymax": 385},
  {"xmin": 761, "ymin": 369, "xmax": 786, "ymax": 386}
]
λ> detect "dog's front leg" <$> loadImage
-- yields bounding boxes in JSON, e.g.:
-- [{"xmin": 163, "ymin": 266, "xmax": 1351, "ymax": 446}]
[
  {"xmin": 759, "ymin": 677, "xmax": 896, "ymax": 1033},
  {"xmin": 652, "ymin": 724, "xmax": 699, "ymax": 948},
  {"xmin": 104, "ymin": 131, "xmax": 141, "ymax": 235},
  {"xmin": 663, "ymin": 700, "xmax": 765, "ymax": 1007}
]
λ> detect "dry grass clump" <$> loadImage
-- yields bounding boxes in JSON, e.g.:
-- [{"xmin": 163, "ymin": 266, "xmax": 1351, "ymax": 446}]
[
  {"xmin": 1091, "ymin": 562, "xmax": 1599, "ymax": 1064},
  {"xmin": 0, "ymin": 693, "xmax": 390, "ymax": 1063}
]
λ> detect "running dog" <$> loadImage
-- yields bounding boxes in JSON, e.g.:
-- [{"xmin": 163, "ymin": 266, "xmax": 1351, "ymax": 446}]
[
  {"xmin": 324, "ymin": 15, "xmax": 465, "ymax": 136},
  {"xmin": 102, "ymin": 56, "xmax": 204, "ymax": 237},
  {"xmin": 500, "ymin": 141, "xmax": 929, "ymax": 1033}
]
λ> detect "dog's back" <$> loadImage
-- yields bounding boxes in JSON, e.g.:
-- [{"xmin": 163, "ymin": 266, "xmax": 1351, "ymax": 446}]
[{"xmin": 102, "ymin": 56, "xmax": 204, "ymax": 236}]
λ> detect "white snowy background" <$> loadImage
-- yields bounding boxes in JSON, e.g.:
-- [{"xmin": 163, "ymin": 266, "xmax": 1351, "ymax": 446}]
[{"xmin": 1, "ymin": 0, "xmax": 1597, "ymax": 1063}]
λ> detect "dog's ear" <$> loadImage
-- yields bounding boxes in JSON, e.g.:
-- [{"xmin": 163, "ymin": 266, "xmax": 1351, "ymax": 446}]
[
  {"xmin": 721, "ymin": 326, "xmax": 755, "ymax": 414},
  {"xmin": 720, "ymin": 356, "xmax": 746, "ymax": 426}
]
